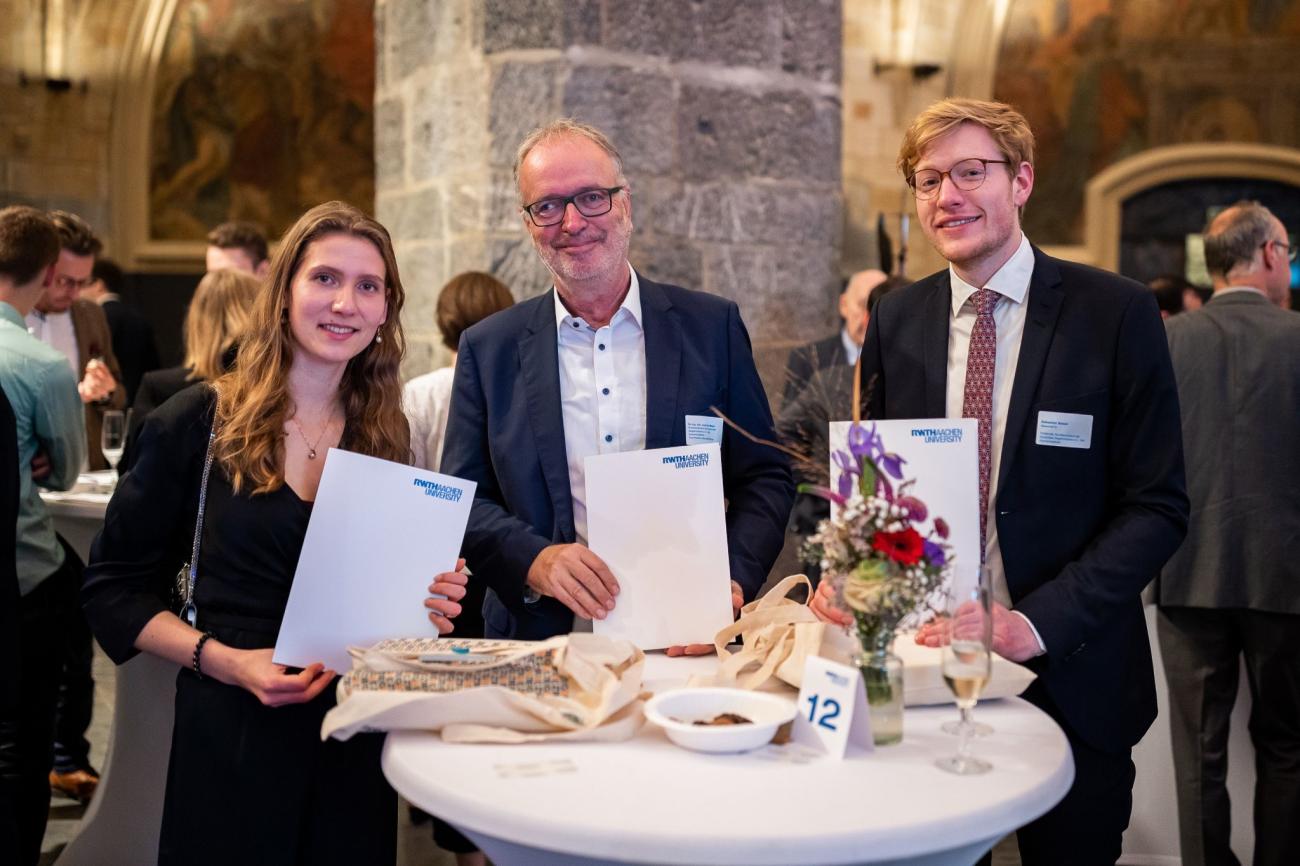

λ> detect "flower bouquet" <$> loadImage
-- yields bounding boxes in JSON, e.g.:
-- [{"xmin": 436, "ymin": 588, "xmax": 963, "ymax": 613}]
[{"xmin": 803, "ymin": 421, "xmax": 954, "ymax": 743}]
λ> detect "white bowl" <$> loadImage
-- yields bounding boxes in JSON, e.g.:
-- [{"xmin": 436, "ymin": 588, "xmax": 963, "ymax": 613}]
[{"xmin": 645, "ymin": 687, "xmax": 798, "ymax": 754}]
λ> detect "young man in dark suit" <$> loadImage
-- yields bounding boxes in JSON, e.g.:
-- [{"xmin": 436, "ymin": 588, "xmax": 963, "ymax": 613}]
[
  {"xmin": 1159, "ymin": 201, "xmax": 1300, "ymax": 866},
  {"xmin": 813, "ymin": 98, "xmax": 1188, "ymax": 864},
  {"xmin": 442, "ymin": 119, "xmax": 794, "ymax": 649}
]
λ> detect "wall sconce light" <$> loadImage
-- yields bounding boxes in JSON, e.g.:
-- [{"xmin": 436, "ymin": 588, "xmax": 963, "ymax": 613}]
[
  {"xmin": 19, "ymin": 0, "xmax": 86, "ymax": 92},
  {"xmin": 872, "ymin": 0, "xmax": 945, "ymax": 81}
]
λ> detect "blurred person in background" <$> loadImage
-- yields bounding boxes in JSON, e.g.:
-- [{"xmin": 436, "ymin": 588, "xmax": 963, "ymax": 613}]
[
  {"xmin": 79, "ymin": 257, "xmax": 160, "ymax": 405},
  {"xmin": 205, "ymin": 220, "xmax": 270, "ymax": 277},
  {"xmin": 0, "ymin": 205, "xmax": 85, "ymax": 865},
  {"xmin": 125, "ymin": 268, "xmax": 261, "ymax": 462}
]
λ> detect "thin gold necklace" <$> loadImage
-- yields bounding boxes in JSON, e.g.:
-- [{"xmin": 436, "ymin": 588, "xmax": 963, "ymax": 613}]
[{"xmin": 289, "ymin": 413, "xmax": 337, "ymax": 460}]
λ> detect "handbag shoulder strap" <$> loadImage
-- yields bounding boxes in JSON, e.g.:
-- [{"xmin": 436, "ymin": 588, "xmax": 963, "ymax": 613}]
[{"xmin": 179, "ymin": 398, "xmax": 221, "ymax": 626}]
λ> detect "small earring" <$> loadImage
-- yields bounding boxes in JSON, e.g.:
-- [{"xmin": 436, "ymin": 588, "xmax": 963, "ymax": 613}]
[{"xmin": 374, "ymin": 331, "xmax": 382, "ymax": 344}]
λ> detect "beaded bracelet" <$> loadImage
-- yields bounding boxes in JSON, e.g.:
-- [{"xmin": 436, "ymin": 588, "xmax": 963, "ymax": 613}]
[{"xmin": 193, "ymin": 632, "xmax": 215, "ymax": 679}]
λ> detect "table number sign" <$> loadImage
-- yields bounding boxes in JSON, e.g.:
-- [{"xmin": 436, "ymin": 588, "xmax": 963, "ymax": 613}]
[{"xmin": 792, "ymin": 655, "xmax": 873, "ymax": 758}]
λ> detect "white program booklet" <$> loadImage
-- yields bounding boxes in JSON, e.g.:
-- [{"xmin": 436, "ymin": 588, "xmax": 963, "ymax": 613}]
[
  {"xmin": 828, "ymin": 419, "xmax": 981, "ymax": 591},
  {"xmin": 586, "ymin": 444, "xmax": 733, "ymax": 650},
  {"xmin": 274, "ymin": 448, "xmax": 475, "ymax": 672}
]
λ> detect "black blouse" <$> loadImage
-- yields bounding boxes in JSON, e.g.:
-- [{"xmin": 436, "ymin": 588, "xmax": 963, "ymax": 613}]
[{"xmin": 84, "ymin": 386, "xmax": 323, "ymax": 663}]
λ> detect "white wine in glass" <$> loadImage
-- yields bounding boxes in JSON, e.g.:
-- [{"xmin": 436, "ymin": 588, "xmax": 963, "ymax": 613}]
[
  {"xmin": 935, "ymin": 567, "xmax": 992, "ymax": 775},
  {"xmin": 101, "ymin": 409, "xmax": 126, "ymax": 477}
]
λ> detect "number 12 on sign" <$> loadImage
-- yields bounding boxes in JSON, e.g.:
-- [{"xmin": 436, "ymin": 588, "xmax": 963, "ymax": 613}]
[{"xmin": 793, "ymin": 655, "xmax": 874, "ymax": 758}]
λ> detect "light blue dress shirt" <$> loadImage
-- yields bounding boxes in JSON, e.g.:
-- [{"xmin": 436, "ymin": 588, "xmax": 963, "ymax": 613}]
[{"xmin": 0, "ymin": 300, "xmax": 86, "ymax": 594}]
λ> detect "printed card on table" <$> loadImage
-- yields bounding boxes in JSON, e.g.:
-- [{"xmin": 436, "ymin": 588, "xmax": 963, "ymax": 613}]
[
  {"xmin": 828, "ymin": 419, "xmax": 981, "ymax": 593},
  {"xmin": 274, "ymin": 448, "xmax": 475, "ymax": 672},
  {"xmin": 586, "ymin": 444, "xmax": 733, "ymax": 650}
]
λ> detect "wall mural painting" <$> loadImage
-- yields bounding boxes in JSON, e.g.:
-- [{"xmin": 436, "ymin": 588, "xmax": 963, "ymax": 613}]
[
  {"xmin": 993, "ymin": 0, "xmax": 1300, "ymax": 245},
  {"xmin": 149, "ymin": 0, "xmax": 375, "ymax": 243}
]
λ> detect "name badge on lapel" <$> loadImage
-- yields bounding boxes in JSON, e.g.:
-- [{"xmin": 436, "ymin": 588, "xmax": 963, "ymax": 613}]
[
  {"xmin": 684, "ymin": 414, "xmax": 723, "ymax": 445},
  {"xmin": 1035, "ymin": 411, "xmax": 1093, "ymax": 449}
]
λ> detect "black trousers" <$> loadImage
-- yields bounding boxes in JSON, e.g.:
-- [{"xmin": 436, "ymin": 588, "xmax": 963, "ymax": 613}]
[
  {"xmin": 51, "ymin": 537, "xmax": 94, "ymax": 773},
  {"xmin": 978, "ymin": 679, "xmax": 1137, "ymax": 866},
  {"xmin": 1157, "ymin": 606, "xmax": 1300, "ymax": 866},
  {"xmin": 14, "ymin": 560, "xmax": 75, "ymax": 866}
]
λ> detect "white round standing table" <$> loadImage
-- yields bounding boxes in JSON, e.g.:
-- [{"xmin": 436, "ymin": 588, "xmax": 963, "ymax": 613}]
[{"xmin": 383, "ymin": 654, "xmax": 1074, "ymax": 866}]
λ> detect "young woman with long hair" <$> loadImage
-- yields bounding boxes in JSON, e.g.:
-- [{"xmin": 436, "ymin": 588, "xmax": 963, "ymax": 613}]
[{"xmin": 83, "ymin": 202, "xmax": 467, "ymax": 864}]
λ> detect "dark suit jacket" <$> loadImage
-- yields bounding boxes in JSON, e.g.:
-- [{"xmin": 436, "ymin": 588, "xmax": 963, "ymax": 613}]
[
  {"xmin": 441, "ymin": 276, "xmax": 796, "ymax": 641},
  {"xmin": 781, "ymin": 332, "xmax": 847, "ymax": 410},
  {"xmin": 861, "ymin": 247, "xmax": 1188, "ymax": 753},
  {"xmin": 69, "ymin": 299, "xmax": 127, "ymax": 470},
  {"xmin": 101, "ymin": 297, "xmax": 161, "ymax": 406},
  {"xmin": 1159, "ymin": 291, "xmax": 1300, "ymax": 613}
]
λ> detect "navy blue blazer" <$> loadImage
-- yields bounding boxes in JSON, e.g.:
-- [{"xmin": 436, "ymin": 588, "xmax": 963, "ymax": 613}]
[
  {"xmin": 441, "ymin": 275, "xmax": 795, "ymax": 641},
  {"xmin": 861, "ymin": 248, "xmax": 1188, "ymax": 753}
]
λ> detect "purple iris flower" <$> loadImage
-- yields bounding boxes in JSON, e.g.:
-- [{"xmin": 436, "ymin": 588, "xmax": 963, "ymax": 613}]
[
  {"xmin": 847, "ymin": 423, "xmax": 872, "ymax": 457},
  {"xmin": 879, "ymin": 451, "xmax": 906, "ymax": 480},
  {"xmin": 922, "ymin": 539, "xmax": 946, "ymax": 566}
]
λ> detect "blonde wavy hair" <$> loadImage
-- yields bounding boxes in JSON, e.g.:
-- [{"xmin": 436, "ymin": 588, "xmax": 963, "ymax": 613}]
[
  {"xmin": 183, "ymin": 268, "xmax": 260, "ymax": 382},
  {"xmin": 896, "ymin": 98, "xmax": 1035, "ymax": 181},
  {"xmin": 212, "ymin": 201, "xmax": 409, "ymax": 494}
]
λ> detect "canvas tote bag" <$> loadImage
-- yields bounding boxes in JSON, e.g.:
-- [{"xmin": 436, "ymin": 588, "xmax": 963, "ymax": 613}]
[{"xmin": 321, "ymin": 633, "xmax": 647, "ymax": 744}]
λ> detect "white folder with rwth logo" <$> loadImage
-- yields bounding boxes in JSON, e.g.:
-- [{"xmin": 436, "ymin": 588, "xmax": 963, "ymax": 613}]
[
  {"xmin": 586, "ymin": 444, "xmax": 733, "ymax": 650},
  {"xmin": 274, "ymin": 448, "xmax": 476, "ymax": 672}
]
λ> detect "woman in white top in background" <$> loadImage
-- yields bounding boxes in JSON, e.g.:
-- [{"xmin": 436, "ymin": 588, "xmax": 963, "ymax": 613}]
[{"xmin": 404, "ymin": 271, "xmax": 513, "ymax": 471}]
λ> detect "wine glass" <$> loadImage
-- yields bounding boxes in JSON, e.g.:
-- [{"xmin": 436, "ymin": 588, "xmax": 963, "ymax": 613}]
[
  {"xmin": 101, "ymin": 409, "xmax": 127, "ymax": 478},
  {"xmin": 935, "ymin": 566, "xmax": 993, "ymax": 775}
]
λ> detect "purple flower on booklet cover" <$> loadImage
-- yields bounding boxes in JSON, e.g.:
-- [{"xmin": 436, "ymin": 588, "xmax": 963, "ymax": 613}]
[
  {"xmin": 878, "ymin": 451, "xmax": 906, "ymax": 481},
  {"xmin": 834, "ymin": 450, "xmax": 858, "ymax": 498},
  {"xmin": 847, "ymin": 422, "xmax": 873, "ymax": 457},
  {"xmin": 923, "ymin": 539, "xmax": 946, "ymax": 567},
  {"xmin": 897, "ymin": 494, "xmax": 927, "ymax": 522}
]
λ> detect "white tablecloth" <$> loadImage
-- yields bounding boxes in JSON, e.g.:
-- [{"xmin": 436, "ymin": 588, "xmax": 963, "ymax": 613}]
[{"xmin": 382, "ymin": 654, "xmax": 1074, "ymax": 866}]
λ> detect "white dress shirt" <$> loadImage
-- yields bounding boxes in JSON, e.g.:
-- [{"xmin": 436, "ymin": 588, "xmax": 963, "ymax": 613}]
[
  {"xmin": 554, "ymin": 266, "xmax": 647, "ymax": 547},
  {"xmin": 26, "ymin": 309, "xmax": 80, "ymax": 376},
  {"xmin": 943, "ymin": 234, "xmax": 1045, "ymax": 650},
  {"xmin": 840, "ymin": 327, "xmax": 861, "ymax": 366}
]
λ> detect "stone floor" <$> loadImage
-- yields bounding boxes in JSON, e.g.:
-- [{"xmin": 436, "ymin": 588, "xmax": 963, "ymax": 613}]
[{"xmin": 42, "ymin": 647, "xmax": 1020, "ymax": 866}]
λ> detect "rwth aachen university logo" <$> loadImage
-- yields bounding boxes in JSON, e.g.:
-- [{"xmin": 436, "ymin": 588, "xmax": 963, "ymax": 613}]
[
  {"xmin": 412, "ymin": 478, "xmax": 463, "ymax": 502},
  {"xmin": 662, "ymin": 453, "xmax": 710, "ymax": 470},
  {"xmin": 910, "ymin": 427, "xmax": 963, "ymax": 445}
]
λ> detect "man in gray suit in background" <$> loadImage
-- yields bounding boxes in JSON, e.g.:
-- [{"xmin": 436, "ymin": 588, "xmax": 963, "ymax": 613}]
[{"xmin": 1158, "ymin": 200, "xmax": 1300, "ymax": 866}]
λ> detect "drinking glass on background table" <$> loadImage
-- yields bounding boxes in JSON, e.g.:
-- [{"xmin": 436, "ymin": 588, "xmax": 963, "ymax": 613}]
[
  {"xmin": 935, "ymin": 566, "xmax": 993, "ymax": 775},
  {"xmin": 101, "ymin": 409, "xmax": 127, "ymax": 478}
]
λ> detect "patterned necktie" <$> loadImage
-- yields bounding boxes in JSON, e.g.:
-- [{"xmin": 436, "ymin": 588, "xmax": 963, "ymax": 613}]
[{"xmin": 962, "ymin": 287, "xmax": 998, "ymax": 561}]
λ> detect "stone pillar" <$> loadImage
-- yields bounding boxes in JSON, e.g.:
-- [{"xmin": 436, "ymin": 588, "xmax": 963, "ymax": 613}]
[{"xmin": 375, "ymin": 0, "xmax": 843, "ymax": 391}]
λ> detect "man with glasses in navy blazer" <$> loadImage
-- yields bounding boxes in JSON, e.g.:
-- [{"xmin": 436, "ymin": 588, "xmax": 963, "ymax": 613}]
[
  {"xmin": 441, "ymin": 119, "xmax": 794, "ymax": 650},
  {"xmin": 813, "ymin": 99, "xmax": 1188, "ymax": 865}
]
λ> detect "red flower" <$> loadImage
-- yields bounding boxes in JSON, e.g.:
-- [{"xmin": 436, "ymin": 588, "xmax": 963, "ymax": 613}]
[{"xmin": 871, "ymin": 527, "xmax": 925, "ymax": 566}]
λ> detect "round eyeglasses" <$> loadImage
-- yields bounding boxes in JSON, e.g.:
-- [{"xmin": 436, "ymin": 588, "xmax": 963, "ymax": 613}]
[
  {"xmin": 907, "ymin": 158, "xmax": 1009, "ymax": 200},
  {"xmin": 522, "ymin": 187, "xmax": 624, "ymax": 227}
]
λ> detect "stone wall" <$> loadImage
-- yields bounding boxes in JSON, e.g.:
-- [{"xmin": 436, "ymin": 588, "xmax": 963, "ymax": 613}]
[{"xmin": 375, "ymin": 0, "xmax": 844, "ymax": 390}]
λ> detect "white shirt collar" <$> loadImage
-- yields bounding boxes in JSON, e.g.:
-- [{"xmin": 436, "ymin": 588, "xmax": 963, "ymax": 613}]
[
  {"xmin": 949, "ymin": 233, "xmax": 1035, "ymax": 316},
  {"xmin": 553, "ymin": 265, "xmax": 643, "ymax": 332}
]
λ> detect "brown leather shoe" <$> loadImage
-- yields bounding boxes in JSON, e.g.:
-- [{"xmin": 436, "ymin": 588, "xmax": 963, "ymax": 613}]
[{"xmin": 49, "ymin": 768, "xmax": 99, "ymax": 804}]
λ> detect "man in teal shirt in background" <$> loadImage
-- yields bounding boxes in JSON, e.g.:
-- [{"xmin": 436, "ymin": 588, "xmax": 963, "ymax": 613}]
[{"xmin": 0, "ymin": 205, "xmax": 86, "ymax": 865}]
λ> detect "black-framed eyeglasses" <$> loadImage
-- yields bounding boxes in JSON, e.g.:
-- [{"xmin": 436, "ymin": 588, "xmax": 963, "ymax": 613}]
[
  {"xmin": 1264, "ymin": 239, "xmax": 1298, "ymax": 263},
  {"xmin": 907, "ymin": 158, "xmax": 1009, "ymax": 200},
  {"xmin": 522, "ymin": 187, "xmax": 623, "ymax": 227}
]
